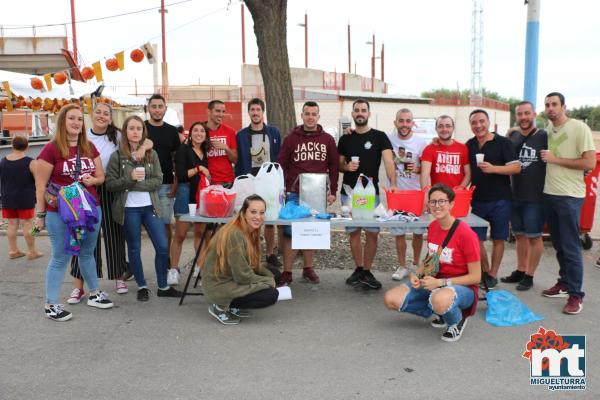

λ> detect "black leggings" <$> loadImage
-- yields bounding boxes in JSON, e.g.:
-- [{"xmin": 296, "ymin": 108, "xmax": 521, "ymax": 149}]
[{"xmin": 230, "ymin": 287, "xmax": 278, "ymax": 309}]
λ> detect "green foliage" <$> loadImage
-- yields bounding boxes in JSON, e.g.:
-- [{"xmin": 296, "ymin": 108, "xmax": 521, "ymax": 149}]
[{"xmin": 567, "ymin": 106, "xmax": 600, "ymax": 131}]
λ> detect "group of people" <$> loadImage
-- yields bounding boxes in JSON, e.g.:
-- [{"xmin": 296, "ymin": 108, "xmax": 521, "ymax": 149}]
[{"xmin": 0, "ymin": 90, "xmax": 593, "ymax": 341}]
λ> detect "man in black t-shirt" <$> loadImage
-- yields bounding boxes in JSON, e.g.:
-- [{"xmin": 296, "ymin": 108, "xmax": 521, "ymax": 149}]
[
  {"xmin": 466, "ymin": 109, "xmax": 521, "ymax": 289},
  {"xmin": 337, "ymin": 99, "xmax": 397, "ymax": 290},
  {"xmin": 145, "ymin": 94, "xmax": 181, "ymax": 286},
  {"xmin": 500, "ymin": 101, "xmax": 547, "ymax": 291}
]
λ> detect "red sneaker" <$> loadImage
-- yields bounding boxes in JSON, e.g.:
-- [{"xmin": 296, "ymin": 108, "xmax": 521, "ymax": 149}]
[
  {"xmin": 563, "ymin": 296, "xmax": 583, "ymax": 315},
  {"xmin": 280, "ymin": 271, "xmax": 293, "ymax": 286},
  {"xmin": 541, "ymin": 282, "xmax": 569, "ymax": 298},
  {"xmin": 302, "ymin": 267, "xmax": 320, "ymax": 284}
]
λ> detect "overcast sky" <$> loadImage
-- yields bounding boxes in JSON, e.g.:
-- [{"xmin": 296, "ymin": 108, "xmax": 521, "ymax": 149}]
[{"xmin": 3, "ymin": 0, "xmax": 599, "ymax": 110}]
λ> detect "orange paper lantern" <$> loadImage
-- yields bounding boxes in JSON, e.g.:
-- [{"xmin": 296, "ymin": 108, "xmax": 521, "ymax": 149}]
[
  {"xmin": 105, "ymin": 58, "xmax": 119, "ymax": 71},
  {"xmin": 130, "ymin": 49, "xmax": 145, "ymax": 63},
  {"xmin": 31, "ymin": 77, "xmax": 44, "ymax": 90},
  {"xmin": 53, "ymin": 72, "xmax": 67, "ymax": 85},
  {"xmin": 81, "ymin": 66, "xmax": 95, "ymax": 80}
]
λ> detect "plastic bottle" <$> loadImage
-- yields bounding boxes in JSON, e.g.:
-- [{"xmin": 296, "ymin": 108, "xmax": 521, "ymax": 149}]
[{"xmin": 351, "ymin": 175, "xmax": 376, "ymax": 220}]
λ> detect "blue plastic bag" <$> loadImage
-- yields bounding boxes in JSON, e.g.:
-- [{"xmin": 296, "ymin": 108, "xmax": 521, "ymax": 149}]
[
  {"xmin": 485, "ymin": 290, "xmax": 544, "ymax": 327},
  {"xmin": 279, "ymin": 201, "xmax": 312, "ymax": 220}
]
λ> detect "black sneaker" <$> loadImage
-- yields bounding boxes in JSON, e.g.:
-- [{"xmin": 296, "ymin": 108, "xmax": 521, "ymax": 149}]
[
  {"xmin": 346, "ymin": 267, "xmax": 364, "ymax": 286},
  {"xmin": 480, "ymin": 272, "xmax": 498, "ymax": 289},
  {"xmin": 430, "ymin": 316, "xmax": 447, "ymax": 329},
  {"xmin": 500, "ymin": 270, "xmax": 525, "ymax": 283},
  {"xmin": 229, "ymin": 307, "xmax": 252, "ymax": 318},
  {"xmin": 359, "ymin": 270, "xmax": 382, "ymax": 290},
  {"xmin": 87, "ymin": 291, "xmax": 114, "ymax": 309},
  {"xmin": 157, "ymin": 287, "xmax": 182, "ymax": 298},
  {"xmin": 137, "ymin": 288, "xmax": 150, "ymax": 302},
  {"xmin": 208, "ymin": 304, "xmax": 241, "ymax": 325},
  {"xmin": 266, "ymin": 254, "xmax": 282, "ymax": 267},
  {"xmin": 441, "ymin": 317, "xmax": 468, "ymax": 342},
  {"xmin": 45, "ymin": 304, "xmax": 72, "ymax": 322},
  {"xmin": 516, "ymin": 275, "xmax": 534, "ymax": 291},
  {"xmin": 121, "ymin": 268, "xmax": 134, "ymax": 282}
]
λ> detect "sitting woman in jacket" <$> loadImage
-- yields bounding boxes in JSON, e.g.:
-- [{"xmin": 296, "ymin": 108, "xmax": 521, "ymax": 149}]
[
  {"xmin": 383, "ymin": 184, "xmax": 481, "ymax": 342},
  {"xmin": 203, "ymin": 194, "xmax": 279, "ymax": 325},
  {"xmin": 105, "ymin": 115, "xmax": 181, "ymax": 301}
]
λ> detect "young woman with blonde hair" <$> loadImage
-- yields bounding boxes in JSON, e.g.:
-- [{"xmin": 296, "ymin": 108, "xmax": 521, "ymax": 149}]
[{"xmin": 202, "ymin": 195, "xmax": 279, "ymax": 325}]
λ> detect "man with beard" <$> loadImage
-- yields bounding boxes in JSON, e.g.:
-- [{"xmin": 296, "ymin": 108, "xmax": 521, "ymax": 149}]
[
  {"xmin": 337, "ymin": 99, "xmax": 397, "ymax": 289},
  {"xmin": 420, "ymin": 115, "xmax": 471, "ymax": 188},
  {"xmin": 388, "ymin": 108, "xmax": 428, "ymax": 281},
  {"xmin": 500, "ymin": 101, "xmax": 547, "ymax": 291},
  {"xmin": 145, "ymin": 94, "xmax": 181, "ymax": 285},
  {"xmin": 206, "ymin": 100, "xmax": 238, "ymax": 187},
  {"xmin": 541, "ymin": 92, "xmax": 595, "ymax": 314},
  {"xmin": 466, "ymin": 109, "xmax": 521, "ymax": 289},
  {"xmin": 235, "ymin": 98, "xmax": 282, "ymax": 267}
]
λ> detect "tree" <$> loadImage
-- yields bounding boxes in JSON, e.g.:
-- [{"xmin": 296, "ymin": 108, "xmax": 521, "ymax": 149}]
[{"xmin": 244, "ymin": 0, "xmax": 297, "ymax": 136}]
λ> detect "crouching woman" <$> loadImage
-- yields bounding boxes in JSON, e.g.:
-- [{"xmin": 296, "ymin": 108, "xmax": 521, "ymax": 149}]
[
  {"xmin": 202, "ymin": 195, "xmax": 279, "ymax": 325},
  {"xmin": 384, "ymin": 184, "xmax": 481, "ymax": 342}
]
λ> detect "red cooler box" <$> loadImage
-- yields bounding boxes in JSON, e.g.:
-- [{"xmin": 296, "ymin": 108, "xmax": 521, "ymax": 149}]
[{"xmin": 578, "ymin": 151, "xmax": 600, "ymax": 249}]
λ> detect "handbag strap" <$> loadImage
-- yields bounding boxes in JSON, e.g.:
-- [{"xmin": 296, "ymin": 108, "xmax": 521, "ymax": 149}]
[{"xmin": 437, "ymin": 219, "xmax": 460, "ymax": 254}]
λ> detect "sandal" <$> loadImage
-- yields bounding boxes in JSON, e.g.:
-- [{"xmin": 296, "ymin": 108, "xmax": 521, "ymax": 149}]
[
  {"xmin": 27, "ymin": 251, "xmax": 44, "ymax": 260},
  {"xmin": 9, "ymin": 251, "xmax": 26, "ymax": 259}
]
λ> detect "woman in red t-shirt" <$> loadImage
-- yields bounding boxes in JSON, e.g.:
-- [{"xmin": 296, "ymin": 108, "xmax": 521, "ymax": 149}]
[
  {"xmin": 35, "ymin": 104, "xmax": 114, "ymax": 322},
  {"xmin": 384, "ymin": 184, "xmax": 481, "ymax": 342}
]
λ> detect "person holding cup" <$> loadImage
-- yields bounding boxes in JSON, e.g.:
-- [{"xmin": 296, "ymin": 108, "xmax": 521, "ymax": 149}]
[
  {"xmin": 170, "ymin": 122, "xmax": 211, "ymax": 279},
  {"xmin": 105, "ymin": 116, "xmax": 181, "ymax": 301},
  {"xmin": 465, "ymin": 109, "xmax": 520, "ymax": 289}
]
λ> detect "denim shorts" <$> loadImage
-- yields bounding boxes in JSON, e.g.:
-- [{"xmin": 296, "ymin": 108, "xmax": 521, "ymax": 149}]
[
  {"xmin": 173, "ymin": 183, "xmax": 190, "ymax": 217},
  {"xmin": 158, "ymin": 184, "xmax": 175, "ymax": 224},
  {"xmin": 340, "ymin": 194, "xmax": 380, "ymax": 233},
  {"xmin": 510, "ymin": 200, "xmax": 545, "ymax": 238},
  {"xmin": 400, "ymin": 283, "xmax": 475, "ymax": 327},
  {"xmin": 471, "ymin": 199, "xmax": 511, "ymax": 241}
]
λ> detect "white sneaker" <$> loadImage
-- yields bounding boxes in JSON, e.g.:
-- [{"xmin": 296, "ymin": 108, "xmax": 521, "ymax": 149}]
[
  {"xmin": 167, "ymin": 268, "xmax": 180, "ymax": 285},
  {"xmin": 87, "ymin": 291, "xmax": 114, "ymax": 309},
  {"xmin": 67, "ymin": 288, "xmax": 85, "ymax": 304},
  {"xmin": 392, "ymin": 266, "xmax": 408, "ymax": 281}
]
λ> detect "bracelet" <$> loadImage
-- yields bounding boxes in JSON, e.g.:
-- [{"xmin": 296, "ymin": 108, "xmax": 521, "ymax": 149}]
[{"xmin": 36, "ymin": 211, "xmax": 47, "ymax": 218}]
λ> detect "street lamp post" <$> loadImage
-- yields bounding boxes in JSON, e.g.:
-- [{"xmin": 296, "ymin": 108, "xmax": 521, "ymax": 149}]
[{"xmin": 297, "ymin": 12, "xmax": 308, "ymax": 68}]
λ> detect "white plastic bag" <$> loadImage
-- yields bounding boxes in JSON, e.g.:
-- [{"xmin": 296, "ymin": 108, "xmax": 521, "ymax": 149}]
[
  {"xmin": 254, "ymin": 162, "xmax": 285, "ymax": 221},
  {"xmin": 231, "ymin": 174, "xmax": 256, "ymax": 212}
]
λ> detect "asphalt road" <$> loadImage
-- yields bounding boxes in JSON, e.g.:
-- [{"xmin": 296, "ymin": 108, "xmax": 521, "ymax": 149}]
[{"xmin": 0, "ymin": 236, "xmax": 598, "ymax": 400}]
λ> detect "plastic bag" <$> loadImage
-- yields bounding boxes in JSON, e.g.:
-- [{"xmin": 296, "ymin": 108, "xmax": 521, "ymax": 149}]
[
  {"xmin": 198, "ymin": 185, "xmax": 237, "ymax": 218},
  {"xmin": 279, "ymin": 200, "xmax": 311, "ymax": 220},
  {"xmin": 254, "ymin": 162, "xmax": 285, "ymax": 221},
  {"xmin": 231, "ymin": 174, "xmax": 255, "ymax": 212},
  {"xmin": 485, "ymin": 290, "xmax": 544, "ymax": 327},
  {"xmin": 351, "ymin": 174, "xmax": 376, "ymax": 220}
]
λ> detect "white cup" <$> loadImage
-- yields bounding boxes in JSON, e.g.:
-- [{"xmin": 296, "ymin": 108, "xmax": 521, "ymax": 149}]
[
  {"xmin": 351, "ymin": 156, "xmax": 359, "ymax": 163},
  {"xmin": 188, "ymin": 203, "xmax": 197, "ymax": 215},
  {"xmin": 475, "ymin": 153, "xmax": 485, "ymax": 164},
  {"xmin": 135, "ymin": 166, "xmax": 145, "ymax": 181}
]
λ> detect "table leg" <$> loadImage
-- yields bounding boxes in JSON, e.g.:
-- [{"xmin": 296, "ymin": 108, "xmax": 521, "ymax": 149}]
[{"xmin": 179, "ymin": 223, "xmax": 217, "ymax": 305}]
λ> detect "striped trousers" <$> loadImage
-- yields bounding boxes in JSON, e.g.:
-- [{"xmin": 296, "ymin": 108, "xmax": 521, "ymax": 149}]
[{"xmin": 70, "ymin": 183, "xmax": 128, "ymax": 280}]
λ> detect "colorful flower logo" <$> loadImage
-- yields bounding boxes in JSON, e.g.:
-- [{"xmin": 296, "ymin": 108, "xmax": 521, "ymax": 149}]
[{"xmin": 523, "ymin": 326, "xmax": 570, "ymax": 371}]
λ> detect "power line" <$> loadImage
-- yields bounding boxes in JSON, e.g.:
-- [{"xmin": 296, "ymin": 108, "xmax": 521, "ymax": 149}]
[{"xmin": 0, "ymin": 0, "xmax": 195, "ymax": 30}]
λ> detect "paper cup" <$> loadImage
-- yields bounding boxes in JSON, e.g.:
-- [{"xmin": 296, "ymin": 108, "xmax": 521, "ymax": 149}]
[
  {"xmin": 188, "ymin": 203, "xmax": 197, "ymax": 215},
  {"xmin": 475, "ymin": 153, "xmax": 485, "ymax": 164},
  {"xmin": 351, "ymin": 156, "xmax": 359, "ymax": 163},
  {"xmin": 135, "ymin": 166, "xmax": 145, "ymax": 181}
]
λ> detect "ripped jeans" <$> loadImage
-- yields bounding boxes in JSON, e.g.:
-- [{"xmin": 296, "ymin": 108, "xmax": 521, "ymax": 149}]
[{"xmin": 400, "ymin": 284, "xmax": 474, "ymax": 327}]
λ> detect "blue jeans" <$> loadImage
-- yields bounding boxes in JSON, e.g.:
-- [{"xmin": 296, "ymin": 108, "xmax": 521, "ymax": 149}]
[
  {"xmin": 543, "ymin": 194, "xmax": 585, "ymax": 298},
  {"xmin": 400, "ymin": 284, "xmax": 474, "ymax": 327},
  {"xmin": 45, "ymin": 208, "xmax": 102, "ymax": 304},
  {"xmin": 123, "ymin": 206, "xmax": 169, "ymax": 289}
]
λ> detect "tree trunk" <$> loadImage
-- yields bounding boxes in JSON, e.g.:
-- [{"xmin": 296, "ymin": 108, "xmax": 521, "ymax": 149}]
[{"xmin": 244, "ymin": 0, "xmax": 297, "ymax": 136}]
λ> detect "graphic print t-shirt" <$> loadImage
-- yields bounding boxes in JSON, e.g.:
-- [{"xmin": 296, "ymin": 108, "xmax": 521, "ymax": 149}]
[
  {"xmin": 421, "ymin": 141, "xmax": 469, "ymax": 188},
  {"xmin": 387, "ymin": 132, "xmax": 427, "ymax": 190},
  {"xmin": 207, "ymin": 123, "xmax": 237, "ymax": 184},
  {"xmin": 37, "ymin": 142, "xmax": 100, "ymax": 211}
]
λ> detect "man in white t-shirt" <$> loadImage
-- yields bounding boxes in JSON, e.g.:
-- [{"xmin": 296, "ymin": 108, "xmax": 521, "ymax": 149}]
[{"xmin": 387, "ymin": 108, "xmax": 427, "ymax": 281}]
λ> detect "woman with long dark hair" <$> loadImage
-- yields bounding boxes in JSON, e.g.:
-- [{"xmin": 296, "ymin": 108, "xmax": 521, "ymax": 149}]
[
  {"xmin": 384, "ymin": 184, "xmax": 481, "ymax": 342},
  {"xmin": 35, "ymin": 104, "xmax": 114, "ymax": 321},
  {"xmin": 202, "ymin": 195, "xmax": 279, "ymax": 325},
  {"xmin": 105, "ymin": 115, "xmax": 181, "ymax": 301},
  {"xmin": 169, "ymin": 122, "xmax": 211, "ymax": 282}
]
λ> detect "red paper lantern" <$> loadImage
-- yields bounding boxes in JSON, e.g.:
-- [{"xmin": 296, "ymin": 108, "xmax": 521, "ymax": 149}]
[
  {"xmin": 81, "ymin": 66, "xmax": 95, "ymax": 80},
  {"xmin": 30, "ymin": 77, "xmax": 44, "ymax": 90},
  {"xmin": 130, "ymin": 49, "xmax": 145, "ymax": 63},
  {"xmin": 105, "ymin": 58, "xmax": 119, "ymax": 71},
  {"xmin": 53, "ymin": 72, "xmax": 67, "ymax": 85}
]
